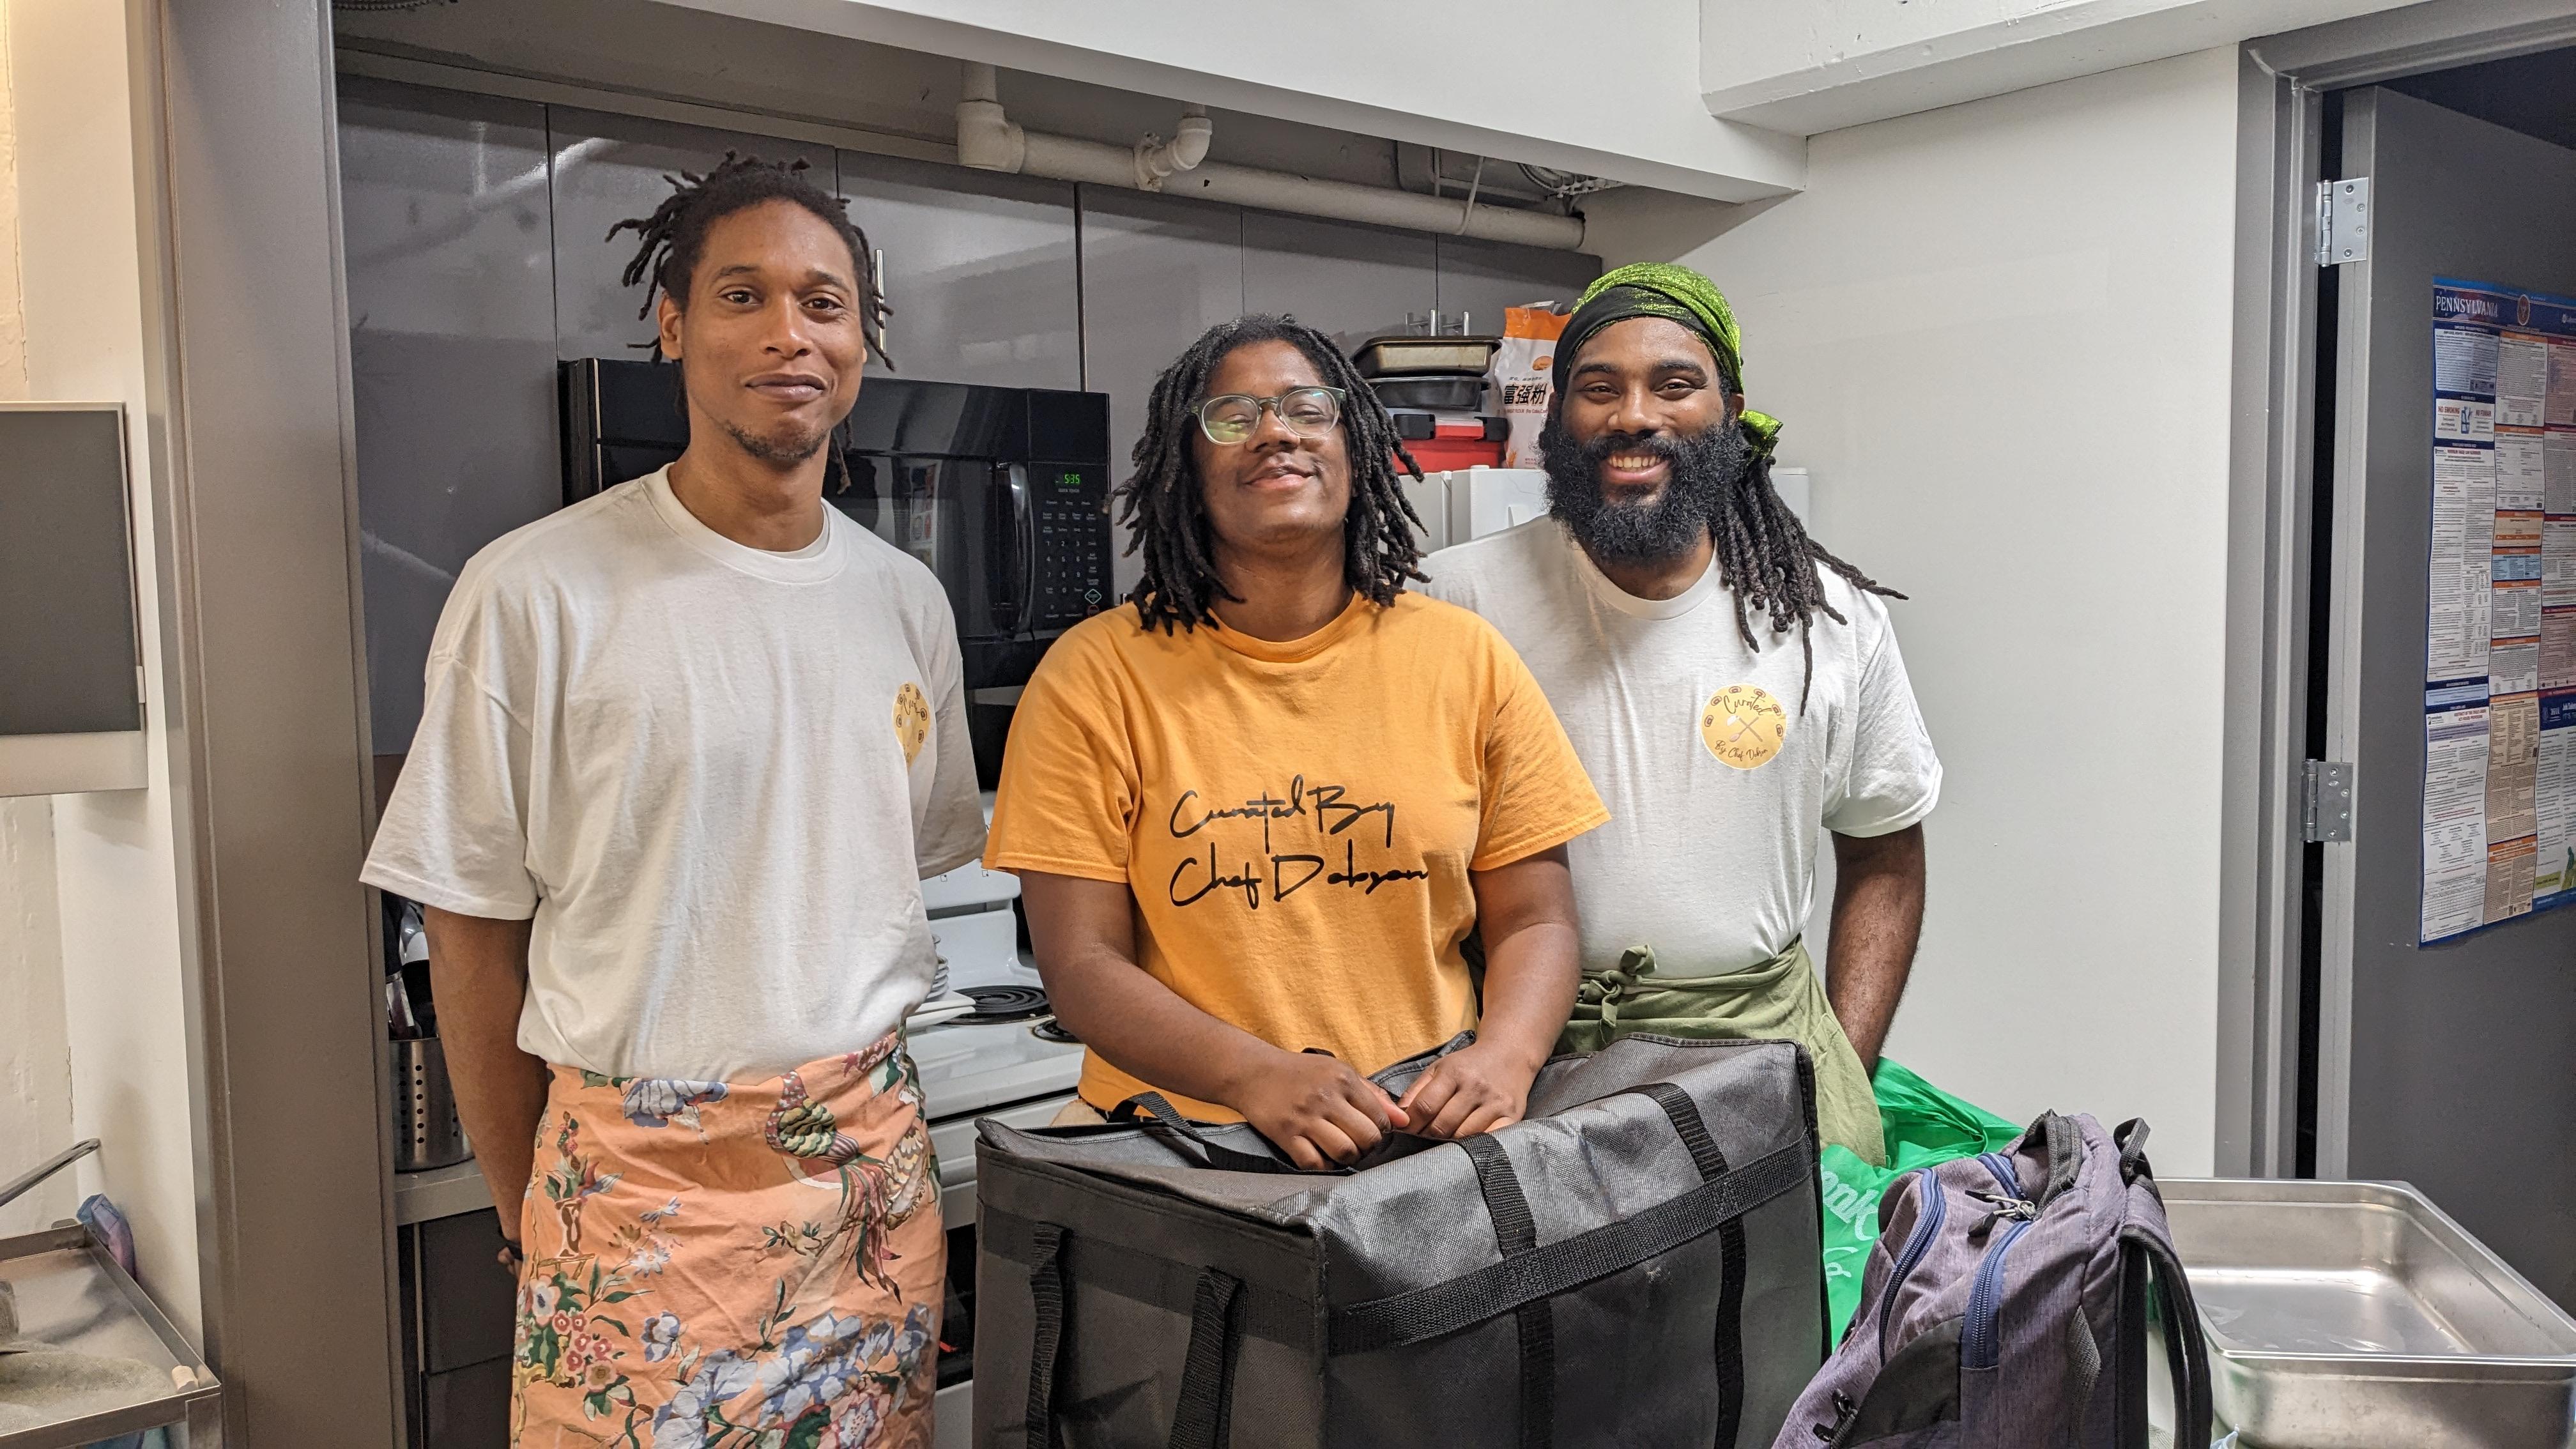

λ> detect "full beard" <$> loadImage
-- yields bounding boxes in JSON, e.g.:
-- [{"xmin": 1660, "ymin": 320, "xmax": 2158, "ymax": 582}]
[
  {"xmin": 721, "ymin": 415, "xmax": 832, "ymax": 465},
  {"xmin": 1538, "ymin": 413, "xmax": 1752, "ymax": 567}
]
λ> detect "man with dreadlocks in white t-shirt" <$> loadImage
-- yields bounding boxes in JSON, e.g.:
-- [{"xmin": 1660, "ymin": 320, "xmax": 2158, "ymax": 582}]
[
  {"xmin": 1421, "ymin": 262, "xmax": 1942, "ymax": 1167},
  {"xmin": 364, "ymin": 156, "xmax": 976, "ymax": 1447}
]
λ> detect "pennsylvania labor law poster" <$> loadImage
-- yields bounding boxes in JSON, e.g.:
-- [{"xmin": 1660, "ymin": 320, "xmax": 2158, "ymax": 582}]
[{"xmin": 2423, "ymin": 278, "xmax": 2576, "ymax": 942}]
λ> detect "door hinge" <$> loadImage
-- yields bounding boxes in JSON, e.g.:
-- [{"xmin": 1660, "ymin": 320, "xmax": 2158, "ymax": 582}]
[
  {"xmin": 2302, "ymin": 760, "xmax": 2354, "ymax": 843},
  {"xmin": 2315, "ymin": 178, "xmax": 2370, "ymax": 266}
]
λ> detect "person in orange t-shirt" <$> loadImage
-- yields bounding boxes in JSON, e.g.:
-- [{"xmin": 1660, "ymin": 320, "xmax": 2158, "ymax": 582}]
[{"xmin": 983, "ymin": 316, "xmax": 1610, "ymax": 1170}]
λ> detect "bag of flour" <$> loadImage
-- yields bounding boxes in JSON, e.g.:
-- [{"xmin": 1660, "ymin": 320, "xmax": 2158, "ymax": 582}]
[{"xmin": 1489, "ymin": 303, "xmax": 1570, "ymax": 468}]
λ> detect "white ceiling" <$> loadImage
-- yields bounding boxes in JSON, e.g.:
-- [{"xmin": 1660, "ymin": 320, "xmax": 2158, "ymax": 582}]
[{"xmin": 1699, "ymin": 0, "xmax": 2432, "ymax": 135}]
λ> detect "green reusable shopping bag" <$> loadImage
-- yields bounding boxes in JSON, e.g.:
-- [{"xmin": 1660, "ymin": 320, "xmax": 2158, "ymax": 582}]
[{"xmin": 1817, "ymin": 1058, "xmax": 2024, "ymax": 1339}]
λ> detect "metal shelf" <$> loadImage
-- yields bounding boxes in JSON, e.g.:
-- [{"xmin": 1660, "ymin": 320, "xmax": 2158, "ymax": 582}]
[
  {"xmin": 0, "ymin": 1223, "xmax": 224, "ymax": 1448},
  {"xmin": 392, "ymin": 1160, "xmax": 491, "ymax": 1227}
]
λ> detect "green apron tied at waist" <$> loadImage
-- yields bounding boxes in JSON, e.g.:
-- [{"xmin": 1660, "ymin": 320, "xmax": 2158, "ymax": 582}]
[{"xmin": 1561, "ymin": 938, "xmax": 1887, "ymax": 1167}]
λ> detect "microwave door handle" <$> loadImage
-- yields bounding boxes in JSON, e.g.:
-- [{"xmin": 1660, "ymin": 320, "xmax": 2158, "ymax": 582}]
[{"xmin": 1008, "ymin": 463, "xmax": 1036, "ymax": 634}]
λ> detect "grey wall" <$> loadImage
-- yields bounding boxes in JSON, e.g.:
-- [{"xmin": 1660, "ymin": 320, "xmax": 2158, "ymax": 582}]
[{"xmin": 337, "ymin": 76, "xmax": 1597, "ymax": 750}]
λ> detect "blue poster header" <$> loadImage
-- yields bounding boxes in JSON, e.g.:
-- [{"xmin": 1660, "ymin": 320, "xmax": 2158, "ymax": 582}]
[{"xmin": 2435, "ymin": 277, "xmax": 2576, "ymax": 341}]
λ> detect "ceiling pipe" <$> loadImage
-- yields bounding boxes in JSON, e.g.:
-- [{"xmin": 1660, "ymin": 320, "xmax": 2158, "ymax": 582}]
[
  {"xmin": 955, "ymin": 60, "xmax": 1025, "ymax": 172},
  {"xmin": 1136, "ymin": 109, "xmax": 1212, "ymax": 190},
  {"xmin": 954, "ymin": 61, "xmax": 1584, "ymax": 252}
]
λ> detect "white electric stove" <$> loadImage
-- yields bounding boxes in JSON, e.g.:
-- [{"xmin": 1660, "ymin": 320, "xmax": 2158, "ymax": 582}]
[
  {"xmin": 908, "ymin": 836, "xmax": 1085, "ymax": 1446},
  {"xmin": 912, "ymin": 852, "xmax": 1085, "ymax": 1129}
]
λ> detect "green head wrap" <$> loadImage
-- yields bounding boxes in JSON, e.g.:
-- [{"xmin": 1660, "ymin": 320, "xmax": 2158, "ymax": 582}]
[{"xmin": 1550, "ymin": 261, "xmax": 1782, "ymax": 460}]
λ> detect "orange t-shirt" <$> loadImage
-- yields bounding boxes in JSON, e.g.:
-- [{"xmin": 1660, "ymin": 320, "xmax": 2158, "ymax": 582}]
[{"xmin": 984, "ymin": 592, "xmax": 1609, "ymax": 1119}]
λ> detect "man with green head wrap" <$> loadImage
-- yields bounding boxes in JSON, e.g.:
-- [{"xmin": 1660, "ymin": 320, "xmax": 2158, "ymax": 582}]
[{"xmin": 1420, "ymin": 263, "xmax": 1941, "ymax": 1164}]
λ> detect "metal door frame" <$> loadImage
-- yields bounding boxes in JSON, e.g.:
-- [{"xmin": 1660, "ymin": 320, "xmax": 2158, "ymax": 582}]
[
  {"xmin": 126, "ymin": 0, "xmax": 404, "ymax": 1443},
  {"xmin": 2224, "ymin": 0, "xmax": 2576, "ymax": 1177}
]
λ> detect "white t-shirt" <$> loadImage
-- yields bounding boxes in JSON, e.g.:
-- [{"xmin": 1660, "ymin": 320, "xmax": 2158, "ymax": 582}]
[
  {"xmin": 1418, "ymin": 519, "xmax": 1939, "ymax": 977},
  {"xmin": 362, "ymin": 468, "xmax": 985, "ymax": 1082}
]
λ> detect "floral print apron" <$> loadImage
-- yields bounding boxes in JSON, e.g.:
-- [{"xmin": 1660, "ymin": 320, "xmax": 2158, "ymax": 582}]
[{"xmin": 510, "ymin": 1032, "xmax": 944, "ymax": 1448}]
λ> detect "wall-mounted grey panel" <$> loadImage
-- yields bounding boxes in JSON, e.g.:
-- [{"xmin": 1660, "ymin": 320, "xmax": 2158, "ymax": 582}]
[
  {"xmin": 548, "ymin": 106, "xmax": 835, "ymax": 362},
  {"xmin": 338, "ymin": 79, "xmax": 562, "ymax": 754},
  {"xmin": 1241, "ymin": 211, "xmax": 1436, "ymax": 356},
  {"xmin": 1434, "ymin": 234, "xmax": 1601, "ymax": 332},
  {"xmin": 836, "ymin": 151, "xmax": 1080, "ymax": 390},
  {"xmin": 0, "ymin": 405, "xmax": 138, "ymax": 737},
  {"xmin": 1076, "ymin": 188, "xmax": 1244, "ymax": 594}
]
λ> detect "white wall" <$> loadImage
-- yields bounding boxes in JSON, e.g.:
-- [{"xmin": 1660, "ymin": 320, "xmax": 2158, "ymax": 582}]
[
  {"xmin": 1587, "ymin": 45, "xmax": 2242, "ymax": 1171},
  {"xmin": 0, "ymin": 15, "xmax": 79, "ymax": 1243},
  {"xmin": 8, "ymin": 0, "xmax": 203, "ymax": 1337},
  {"xmin": 0, "ymin": 800, "xmax": 74, "ymax": 1237}
]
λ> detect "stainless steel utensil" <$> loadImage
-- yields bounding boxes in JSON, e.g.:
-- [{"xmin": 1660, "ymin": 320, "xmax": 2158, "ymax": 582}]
[
  {"xmin": 2162, "ymin": 1177, "xmax": 2576, "ymax": 1448},
  {"xmin": 392, "ymin": 1038, "xmax": 471, "ymax": 1172}
]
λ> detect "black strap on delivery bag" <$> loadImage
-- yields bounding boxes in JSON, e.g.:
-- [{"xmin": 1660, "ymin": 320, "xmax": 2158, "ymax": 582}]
[{"xmin": 1004, "ymin": 1081, "xmax": 1795, "ymax": 1448}]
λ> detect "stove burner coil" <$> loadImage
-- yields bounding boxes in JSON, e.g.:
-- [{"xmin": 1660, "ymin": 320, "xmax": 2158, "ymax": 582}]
[
  {"xmin": 959, "ymin": 984, "xmax": 1050, "ymax": 1023},
  {"xmin": 1029, "ymin": 1018, "xmax": 1079, "ymax": 1045}
]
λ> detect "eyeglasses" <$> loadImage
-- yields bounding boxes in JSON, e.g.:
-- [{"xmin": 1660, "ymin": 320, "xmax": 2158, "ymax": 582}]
[{"xmin": 1193, "ymin": 387, "xmax": 1347, "ymax": 445}]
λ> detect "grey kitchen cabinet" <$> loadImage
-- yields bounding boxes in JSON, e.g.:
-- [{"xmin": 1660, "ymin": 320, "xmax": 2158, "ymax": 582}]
[
  {"xmin": 1241, "ymin": 210, "xmax": 1436, "ymax": 355},
  {"xmin": 338, "ymin": 78, "xmax": 564, "ymax": 754},
  {"xmin": 397, "ymin": 1208, "xmax": 518, "ymax": 1448},
  {"xmin": 836, "ymin": 150, "xmax": 1081, "ymax": 390},
  {"xmin": 1075, "ymin": 188, "xmax": 1246, "ymax": 594}
]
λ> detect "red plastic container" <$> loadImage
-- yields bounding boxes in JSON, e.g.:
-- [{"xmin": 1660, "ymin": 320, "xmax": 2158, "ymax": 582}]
[
  {"xmin": 1391, "ymin": 414, "xmax": 1506, "ymax": 471},
  {"xmin": 1397, "ymin": 437, "xmax": 1506, "ymax": 471}
]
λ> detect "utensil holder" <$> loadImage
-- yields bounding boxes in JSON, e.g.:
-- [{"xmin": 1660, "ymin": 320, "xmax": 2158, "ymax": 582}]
[{"xmin": 393, "ymin": 1037, "xmax": 472, "ymax": 1172}]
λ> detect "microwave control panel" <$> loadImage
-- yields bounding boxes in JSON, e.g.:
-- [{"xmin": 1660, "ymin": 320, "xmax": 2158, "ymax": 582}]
[{"xmin": 1033, "ymin": 464, "xmax": 1112, "ymax": 631}]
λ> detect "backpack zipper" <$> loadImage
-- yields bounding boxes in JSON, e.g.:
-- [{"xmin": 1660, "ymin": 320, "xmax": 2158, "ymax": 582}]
[
  {"xmin": 1977, "ymin": 1152, "xmax": 2020, "ymax": 1197},
  {"xmin": 1809, "ymin": 1390, "xmax": 1860, "ymax": 1445},
  {"xmin": 1874, "ymin": 1171, "xmax": 1947, "ymax": 1359},
  {"xmin": 1960, "ymin": 1193, "xmax": 2037, "ymax": 1368}
]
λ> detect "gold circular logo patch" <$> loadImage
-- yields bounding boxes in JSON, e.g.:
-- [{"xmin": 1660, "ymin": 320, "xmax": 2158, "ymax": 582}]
[
  {"xmin": 893, "ymin": 681, "xmax": 931, "ymax": 763},
  {"xmin": 1700, "ymin": 684, "xmax": 1787, "ymax": 770}
]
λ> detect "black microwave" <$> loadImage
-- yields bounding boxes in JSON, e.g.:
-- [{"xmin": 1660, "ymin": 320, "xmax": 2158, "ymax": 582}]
[{"xmin": 560, "ymin": 358, "xmax": 1114, "ymax": 690}]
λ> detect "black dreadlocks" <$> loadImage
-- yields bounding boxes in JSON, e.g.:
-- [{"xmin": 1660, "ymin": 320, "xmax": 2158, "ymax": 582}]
[
  {"xmin": 1717, "ymin": 429, "xmax": 1901, "ymax": 712},
  {"xmin": 1542, "ymin": 362, "xmax": 1899, "ymax": 712},
  {"xmin": 607, "ymin": 153, "xmax": 892, "ymax": 369},
  {"xmin": 1117, "ymin": 316, "xmax": 1424, "ymax": 632}
]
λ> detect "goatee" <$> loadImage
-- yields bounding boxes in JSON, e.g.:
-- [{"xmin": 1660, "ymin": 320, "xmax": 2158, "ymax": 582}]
[
  {"xmin": 722, "ymin": 417, "xmax": 831, "ymax": 465},
  {"xmin": 1539, "ymin": 414, "xmax": 1751, "ymax": 566}
]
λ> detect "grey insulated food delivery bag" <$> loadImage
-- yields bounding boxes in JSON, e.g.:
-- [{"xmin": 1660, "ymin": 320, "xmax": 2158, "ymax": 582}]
[
  {"xmin": 1769, "ymin": 1113, "xmax": 2213, "ymax": 1449},
  {"xmin": 971, "ymin": 1035, "xmax": 1827, "ymax": 1448}
]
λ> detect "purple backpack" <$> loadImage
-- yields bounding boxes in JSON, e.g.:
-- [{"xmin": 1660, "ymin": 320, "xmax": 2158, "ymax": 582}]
[{"xmin": 1770, "ymin": 1112, "xmax": 2213, "ymax": 1448}]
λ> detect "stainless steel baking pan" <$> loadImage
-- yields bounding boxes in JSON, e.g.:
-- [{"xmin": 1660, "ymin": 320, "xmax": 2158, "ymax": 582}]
[
  {"xmin": 1351, "ymin": 335, "xmax": 1498, "ymax": 376},
  {"xmin": 1365, "ymin": 373, "xmax": 1486, "ymax": 411},
  {"xmin": 2161, "ymin": 1177, "xmax": 2576, "ymax": 1448}
]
